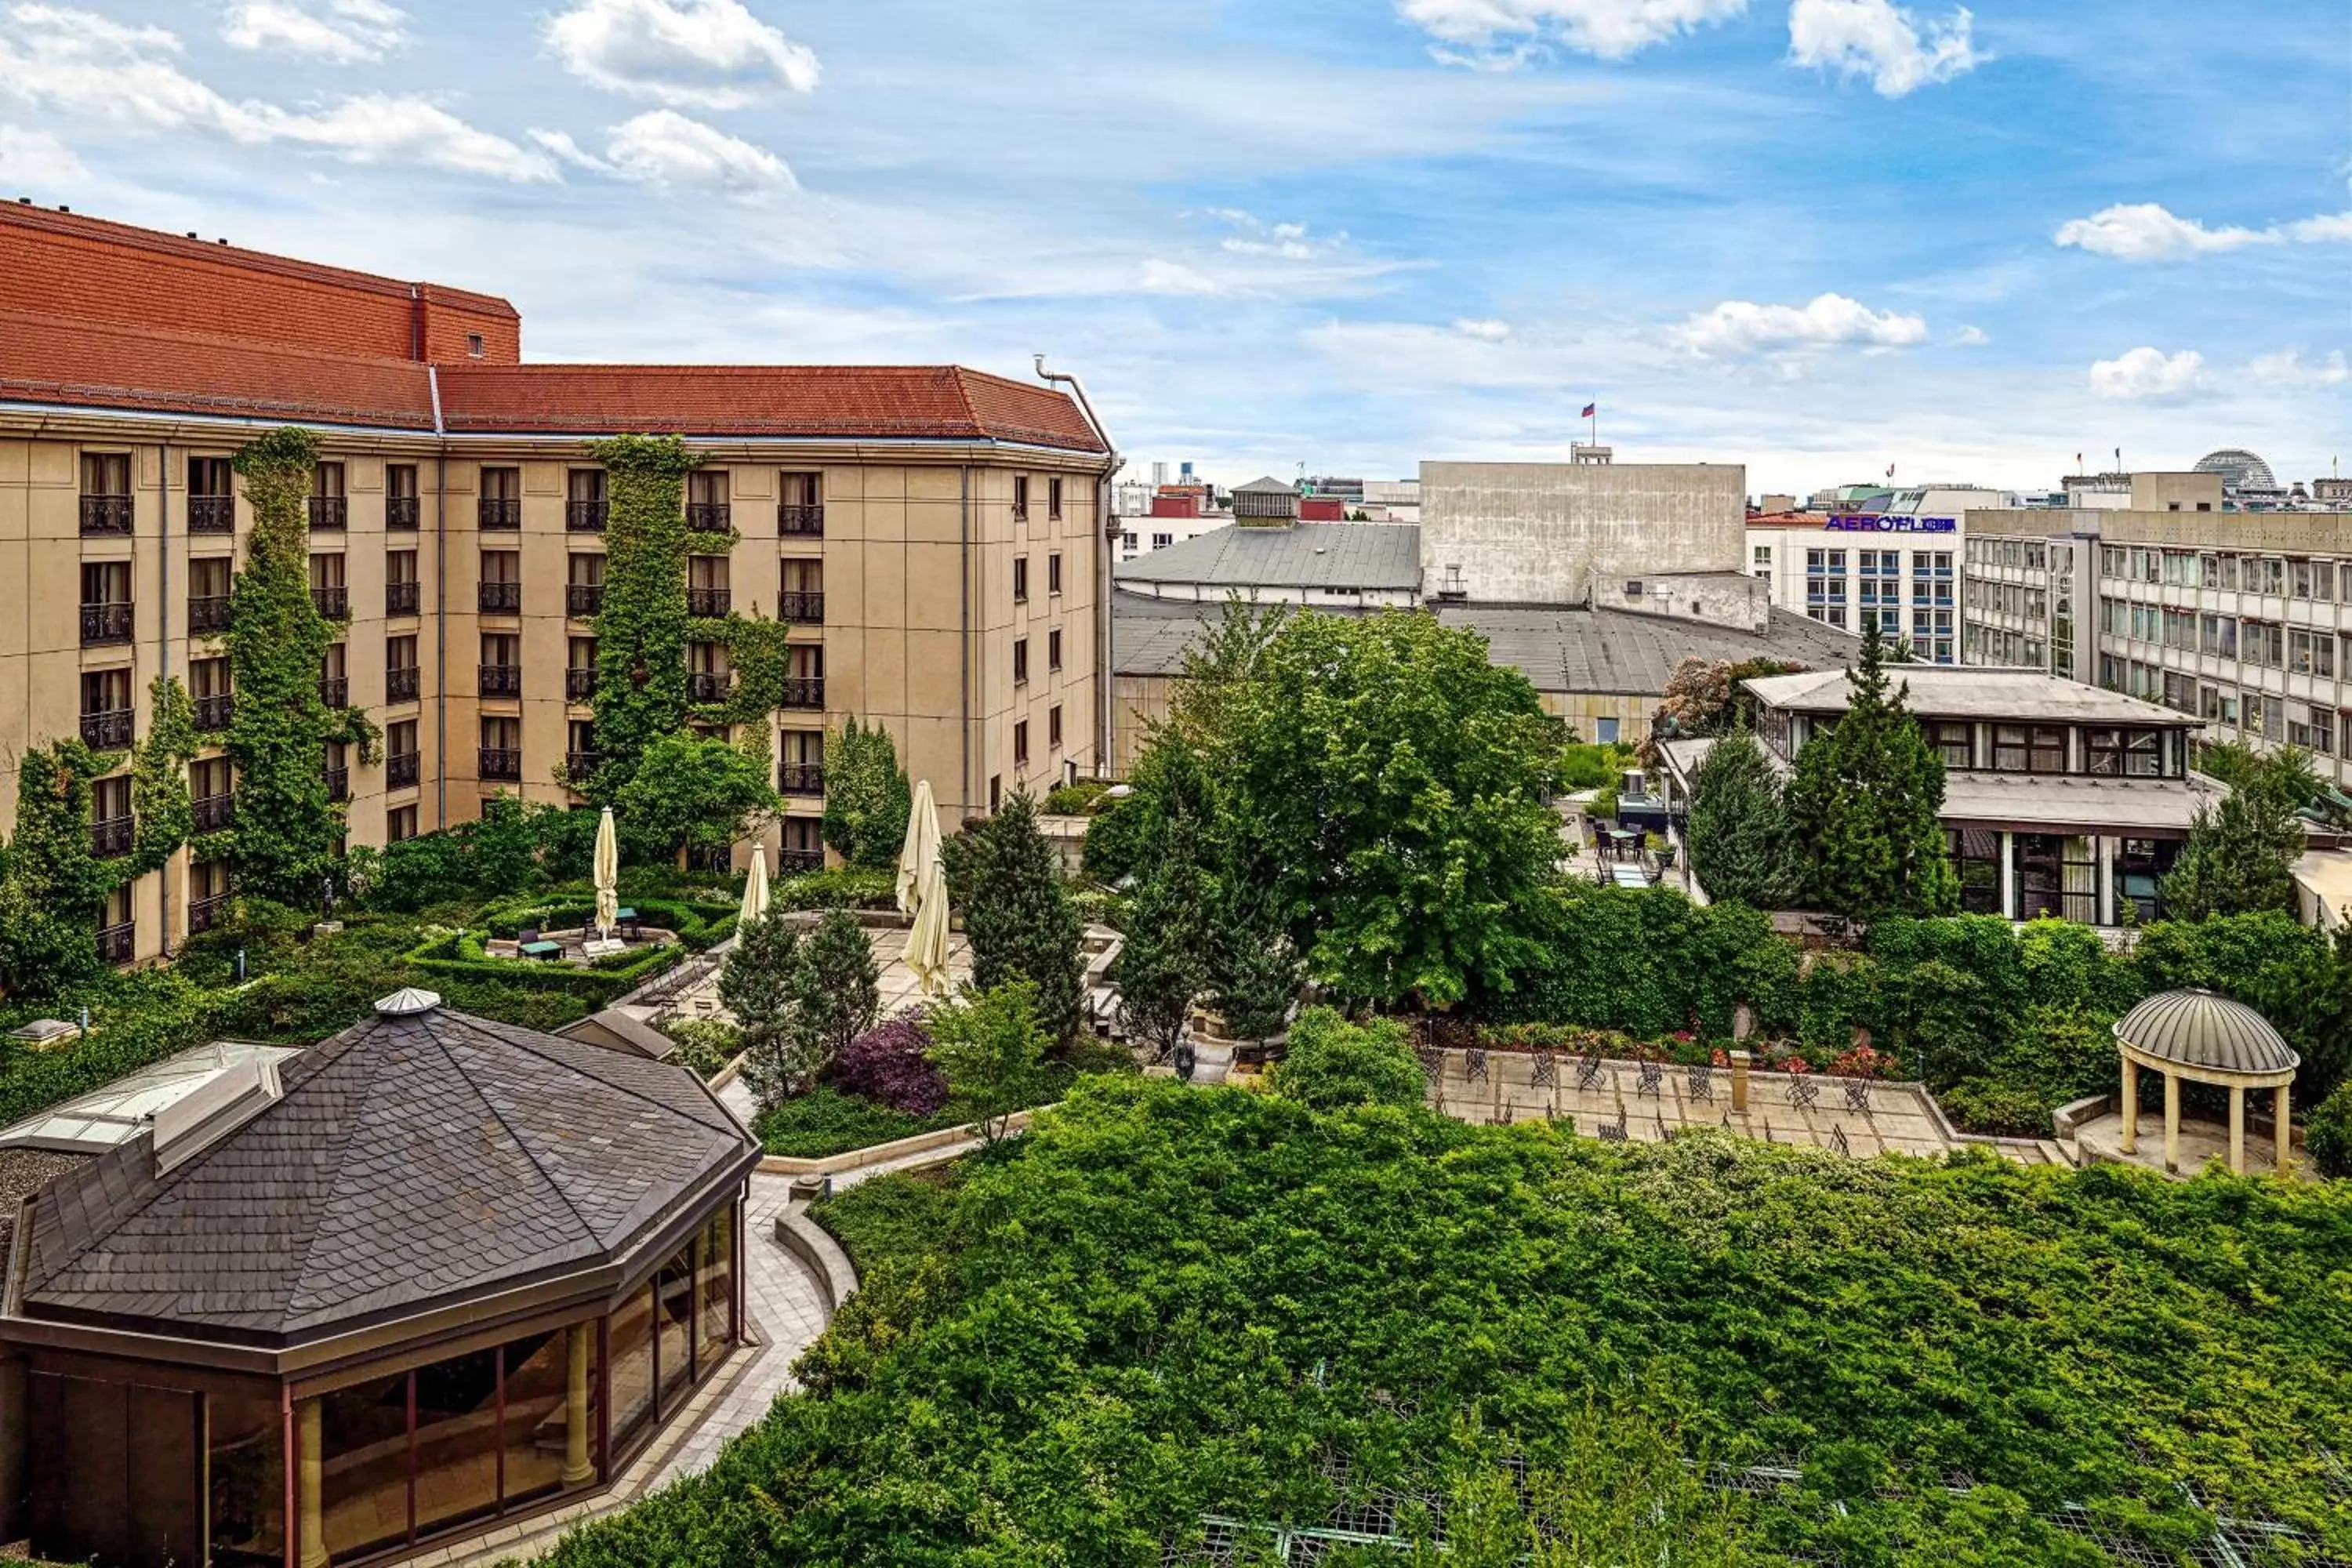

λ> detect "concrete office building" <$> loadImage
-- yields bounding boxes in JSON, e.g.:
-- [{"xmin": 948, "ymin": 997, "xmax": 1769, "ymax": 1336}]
[
  {"xmin": 0, "ymin": 204, "xmax": 1114, "ymax": 967},
  {"xmin": 1744, "ymin": 486, "xmax": 1999, "ymax": 663}
]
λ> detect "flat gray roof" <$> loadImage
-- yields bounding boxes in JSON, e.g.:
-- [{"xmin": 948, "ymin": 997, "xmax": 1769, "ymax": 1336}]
[
  {"xmin": 1114, "ymin": 521, "xmax": 1421, "ymax": 593},
  {"xmin": 1746, "ymin": 665, "xmax": 2195, "ymax": 724}
]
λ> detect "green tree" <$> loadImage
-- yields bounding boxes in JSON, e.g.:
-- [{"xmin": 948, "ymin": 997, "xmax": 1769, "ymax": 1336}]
[
  {"xmin": 2306, "ymin": 1080, "xmax": 2352, "ymax": 1178},
  {"xmin": 795, "ymin": 907, "xmax": 883, "ymax": 1070},
  {"xmin": 1209, "ymin": 869, "xmax": 1301, "ymax": 1040},
  {"xmin": 1273, "ymin": 1006, "xmax": 1425, "ymax": 1111},
  {"xmin": 926, "ymin": 978, "xmax": 1050, "ymax": 1145},
  {"xmin": 1783, "ymin": 619, "xmax": 1958, "ymax": 923},
  {"xmin": 1190, "ymin": 604, "xmax": 1569, "ymax": 1007},
  {"xmin": 2162, "ymin": 749, "xmax": 2307, "ymax": 920},
  {"xmin": 614, "ymin": 731, "xmax": 779, "ymax": 865},
  {"xmin": 1686, "ymin": 727, "xmax": 1795, "ymax": 909},
  {"xmin": 0, "ymin": 739, "xmax": 120, "ymax": 994},
  {"xmin": 821, "ymin": 717, "xmax": 913, "ymax": 871},
  {"xmin": 586, "ymin": 434, "xmax": 699, "ymax": 804},
  {"xmin": 1112, "ymin": 806, "xmax": 1215, "ymax": 1060},
  {"xmin": 944, "ymin": 789, "xmax": 1087, "ymax": 1046},
  {"xmin": 223, "ymin": 427, "xmax": 376, "ymax": 905},
  {"xmin": 723, "ymin": 911, "xmax": 809, "ymax": 1107},
  {"xmin": 128, "ymin": 673, "xmax": 197, "ymax": 878}
]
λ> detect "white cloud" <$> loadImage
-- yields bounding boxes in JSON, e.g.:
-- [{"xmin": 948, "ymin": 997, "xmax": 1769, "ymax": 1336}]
[
  {"xmin": 2283, "ymin": 211, "xmax": 2352, "ymax": 243},
  {"xmin": 600, "ymin": 109, "xmax": 792, "ymax": 193},
  {"xmin": 2055, "ymin": 202, "xmax": 2274, "ymax": 260},
  {"xmin": 221, "ymin": 0, "xmax": 405, "ymax": 63},
  {"xmin": 1138, "ymin": 258, "xmax": 1223, "ymax": 296},
  {"xmin": 1454, "ymin": 317, "xmax": 1514, "ymax": 340},
  {"xmin": 2089, "ymin": 347, "xmax": 2206, "ymax": 401},
  {"xmin": 0, "ymin": 5, "xmax": 554, "ymax": 180},
  {"xmin": 1675, "ymin": 292, "xmax": 1929, "ymax": 356},
  {"xmin": 1397, "ymin": 0, "xmax": 1748, "ymax": 61},
  {"xmin": 1209, "ymin": 209, "xmax": 1348, "ymax": 260},
  {"xmin": 1951, "ymin": 324, "xmax": 1988, "ymax": 346},
  {"xmin": 1786, "ymin": 0, "xmax": 1983, "ymax": 96},
  {"xmin": 546, "ymin": 0, "xmax": 818, "ymax": 107},
  {"xmin": 2247, "ymin": 350, "xmax": 2350, "ymax": 388},
  {"xmin": 0, "ymin": 122, "xmax": 85, "ymax": 187}
]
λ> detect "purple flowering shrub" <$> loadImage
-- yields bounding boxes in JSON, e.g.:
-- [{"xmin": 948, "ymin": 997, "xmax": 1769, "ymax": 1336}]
[{"xmin": 831, "ymin": 1012, "xmax": 949, "ymax": 1115}]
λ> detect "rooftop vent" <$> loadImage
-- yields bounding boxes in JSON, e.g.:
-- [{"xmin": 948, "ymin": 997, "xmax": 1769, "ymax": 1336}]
[
  {"xmin": 154, "ymin": 1052, "xmax": 284, "ymax": 1175},
  {"xmin": 376, "ymin": 987, "xmax": 442, "ymax": 1017},
  {"xmin": 9, "ymin": 1018, "xmax": 81, "ymax": 1051}
]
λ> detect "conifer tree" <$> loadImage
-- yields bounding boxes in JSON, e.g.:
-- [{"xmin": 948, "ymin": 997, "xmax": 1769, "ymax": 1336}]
[
  {"xmin": 1113, "ymin": 806, "xmax": 1215, "ymax": 1059},
  {"xmin": 2162, "ymin": 750, "xmax": 2306, "ymax": 918},
  {"xmin": 944, "ymin": 789, "xmax": 1086, "ymax": 1046},
  {"xmin": 1686, "ymin": 726, "xmax": 1797, "ymax": 909},
  {"xmin": 794, "ymin": 907, "xmax": 884, "ymax": 1069},
  {"xmin": 1784, "ymin": 619, "xmax": 1958, "ymax": 922}
]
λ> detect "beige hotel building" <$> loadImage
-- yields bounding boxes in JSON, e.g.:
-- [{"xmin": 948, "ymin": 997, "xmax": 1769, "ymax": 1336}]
[{"xmin": 0, "ymin": 202, "xmax": 1116, "ymax": 967}]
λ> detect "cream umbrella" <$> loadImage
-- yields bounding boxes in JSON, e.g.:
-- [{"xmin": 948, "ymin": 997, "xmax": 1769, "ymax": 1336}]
[
  {"xmin": 592, "ymin": 806, "xmax": 619, "ymax": 943},
  {"xmin": 898, "ymin": 779, "xmax": 950, "ymax": 995},
  {"xmin": 740, "ymin": 843, "xmax": 771, "ymax": 927}
]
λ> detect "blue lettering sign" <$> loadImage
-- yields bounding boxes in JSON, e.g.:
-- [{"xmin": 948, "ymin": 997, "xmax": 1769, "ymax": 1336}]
[{"xmin": 1825, "ymin": 514, "xmax": 1957, "ymax": 534}]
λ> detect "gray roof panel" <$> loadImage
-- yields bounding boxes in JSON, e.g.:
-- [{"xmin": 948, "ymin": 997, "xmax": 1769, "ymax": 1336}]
[
  {"xmin": 2113, "ymin": 989, "xmax": 2299, "ymax": 1076},
  {"xmin": 1113, "ymin": 521, "xmax": 1421, "ymax": 592}
]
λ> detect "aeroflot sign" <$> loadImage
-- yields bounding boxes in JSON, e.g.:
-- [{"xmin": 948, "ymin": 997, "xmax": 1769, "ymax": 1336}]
[{"xmin": 1826, "ymin": 514, "xmax": 1957, "ymax": 533}]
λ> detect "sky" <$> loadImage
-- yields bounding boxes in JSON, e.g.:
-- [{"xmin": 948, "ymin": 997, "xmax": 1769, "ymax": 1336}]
[{"xmin": 0, "ymin": 0, "xmax": 2345, "ymax": 496}]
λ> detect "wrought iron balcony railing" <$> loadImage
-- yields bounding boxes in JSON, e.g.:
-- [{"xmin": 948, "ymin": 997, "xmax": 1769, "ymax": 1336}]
[
  {"xmin": 187, "ymin": 496, "xmax": 235, "ymax": 534},
  {"xmin": 80, "ymin": 495, "xmax": 133, "ymax": 536}
]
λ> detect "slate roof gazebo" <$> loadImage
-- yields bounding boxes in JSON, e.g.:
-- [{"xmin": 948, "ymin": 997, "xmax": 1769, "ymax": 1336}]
[
  {"xmin": 2114, "ymin": 989, "xmax": 2299, "ymax": 1175},
  {"xmin": 0, "ymin": 988, "xmax": 760, "ymax": 1568}
]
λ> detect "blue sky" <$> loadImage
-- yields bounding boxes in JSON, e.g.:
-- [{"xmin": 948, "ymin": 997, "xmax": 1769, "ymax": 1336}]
[{"xmin": 1, "ymin": 0, "xmax": 2344, "ymax": 495}]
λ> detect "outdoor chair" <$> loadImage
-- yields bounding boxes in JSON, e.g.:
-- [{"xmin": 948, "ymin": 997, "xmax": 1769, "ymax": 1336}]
[
  {"xmin": 1687, "ymin": 1062, "xmax": 1714, "ymax": 1102},
  {"xmin": 1598, "ymin": 1105, "xmax": 1630, "ymax": 1142},
  {"xmin": 1788, "ymin": 1075, "xmax": 1820, "ymax": 1109},
  {"xmin": 517, "ymin": 927, "xmax": 540, "ymax": 946},
  {"xmin": 1844, "ymin": 1080, "xmax": 1872, "ymax": 1113},
  {"xmin": 1635, "ymin": 1059, "xmax": 1664, "ymax": 1098},
  {"xmin": 1576, "ymin": 1052, "xmax": 1605, "ymax": 1091}
]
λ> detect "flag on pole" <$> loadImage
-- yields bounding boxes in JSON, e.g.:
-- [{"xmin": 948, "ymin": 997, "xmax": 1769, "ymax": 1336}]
[
  {"xmin": 1886, "ymin": 463, "xmax": 1896, "ymax": 480},
  {"xmin": 1581, "ymin": 403, "xmax": 1596, "ymax": 419}
]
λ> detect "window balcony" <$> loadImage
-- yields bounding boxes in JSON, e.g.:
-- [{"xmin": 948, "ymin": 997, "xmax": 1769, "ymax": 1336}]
[
  {"xmin": 80, "ymin": 709, "xmax": 132, "ymax": 749},
  {"xmin": 97, "ymin": 923, "xmax": 134, "ymax": 966},
  {"xmin": 777, "ymin": 848, "xmax": 824, "ymax": 875},
  {"xmin": 566, "ymin": 750, "xmax": 603, "ymax": 781},
  {"xmin": 688, "ymin": 670, "xmax": 731, "ymax": 702},
  {"xmin": 778, "ymin": 762, "xmax": 825, "ymax": 796},
  {"xmin": 778, "ymin": 503, "xmax": 825, "ymax": 538},
  {"xmin": 187, "ymin": 496, "xmax": 235, "ymax": 534},
  {"xmin": 322, "ymin": 767, "xmax": 349, "ymax": 804},
  {"xmin": 686, "ymin": 587, "xmax": 731, "ymax": 618},
  {"xmin": 318, "ymin": 676, "xmax": 349, "ymax": 708},
  {"xmin": 779, "ymin": 590, "xmax": 825, "ymax": 625},
  {"xmin": 194, "ymin": 693, "xmax": 233, "ymax": 732},
  {"xmin": 194, "ymin": 793, "xmax": 235, "ymax": 833},
  {"xmin": 567, "ymin": 583, "xmax": 603, "ymax": 617},
  {"xmin": 565, "ymin": 667, "xmax": 597, "ymax": 702},
  {"xmin": 480, "ymin": 664, "xmax": 522, "ymax": 699},
  {"xmin": 386, "ymin": 581, "xmax": 421, "ymax": 616},
  {"xmin": 82, "ymin": 603, "xmax": 133, "ymax": 646},
  {"xmin": 307, "ymin": 495, "xmax": 347, "ymax": 531},
  {"xmin": 386, "ymin": 495, "xmax": 419, "ymax": 532},
  {"xmin": 566, "ymin": 500, "xmax": 608, "ymax": 533},
  {"xmin": 478, "ymin": 747, "xmax": 522, "ymax": 782},
  {"xmin": 80, "ymin": 495, "xmax": 133, "ymax": 537},
  {"xmin": 189, "ymin": 893, "xmax": 232, "ymax": 934},
  {"xmin": 686, "ymin": 503, "xmax": 731, "ymax": 535},
  {"xmin": 478, "ymin": 497, "xmax": 521, "ymax": 531},
  {"xmin": 310, "ymin": 586, "xmax": 348, "ymax": 620},
  {"xmin": 89, "ymin": 815, "xmax": 134, "ymax": 858},
  {"xmin": 782, "ymin": 677, "xmax": 824, "ymax": 710},
  {"xmin": 388, "ymin": 753, "xmax": 420, "ymax": 789},
  {"xmin": 478, "ymin": 580, "xmax": 521, "ymax": 613},
  {"xmin": 387, "ymin": 666, "xmax": 420, "ymax": 703},
  {"xmin": 189, "ymin": 595, "xmax": 232, "ymax": 635}
]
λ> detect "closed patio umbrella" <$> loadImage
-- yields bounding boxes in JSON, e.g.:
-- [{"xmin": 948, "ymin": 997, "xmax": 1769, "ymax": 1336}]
[
  {"xmin": 741, "ymin": 843, "xmax": 771, "ymax": 927},
  {"xmin": 897, "ymin": 779, "xmax": 950, "ymax": 995},
  {"xmin": 593, "ymin": 806, "xmax": 619, "ymax": 942}
]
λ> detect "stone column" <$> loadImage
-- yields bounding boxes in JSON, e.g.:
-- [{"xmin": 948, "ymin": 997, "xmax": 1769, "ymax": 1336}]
[
  {"xmin": 2118, "ymin": 1056, "xmax": 2138, "ymax": 1154},
  {"xmin": 2096, "ymin": 836, "xmax": 2115, "ymax": 927},
  {"xmin": 1999, "ymin": 831, "xmax": 2016, "ymax": 919},
  {"xmin": 297, "ymin": 1396, "xmax": 327, "ymax": 1568},
  {"xmin": 1730, "ymin": 1050, "xmax": 1751, "ymax": 1113},
  {"xmin": 563, "ymin": 1321, "xmax": 596, "ymax": 1485},
  {"xmin": 2228, "ymin": 1086, "xmax": 2245, "ymax": 1176},
  {"xmin": 2277, "ymin": 1084, "xmax": 2294, "ymax": 1174},
  {"xmin": 2163, "ymin": 1070, "xmax": 2181, "ymax": 1175}
]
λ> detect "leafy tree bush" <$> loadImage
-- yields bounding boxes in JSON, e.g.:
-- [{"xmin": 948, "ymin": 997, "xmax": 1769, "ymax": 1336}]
[
  {"xmin": 943, "ymin": 789, "xmax": 1086, "ymax": 1046},
  {"xmin": 724, "ymin": 912, "xmax": 812, "ymax": 1105},
  {"xmin": 352, "ymin": 797, "xmax": 602, "ymax": 911},
  {"xmin": 0, "ymin": 739, "xmax": 121, "ymax": 996},
  {"xmin": 2306, "ymin": 1080, "xmax": 2352, "ymax": 1178},
  {"xmin": 2164, "ymin": 746, "xmax": 2307, "ymax": 919},
  {"xmin": 583, "ymin": 434, "xmax": 698, "ymax": 804},
  {"xmin": 832, "ymin": 1014, "xmax": 948, "ymax": 1115},
  {"xmin": 1275, "ymin": 1006, "xmax": 1425, "ymax": 1111},
  {"xmin": 926, "ymin": 979, "xmax": 1049, "ymax": 1145},
  {"xmin": 821, "ymin": 717, "xmax": 913, "ymax": 871},
  {"xmin": 1684, "ymin": 728, "xmax": 1795, "ymax": 909},
  {"xmin": 753, "ymin": 1085, "xmax": 942, "ymax": 1159},
  {"xmin": 1783, "ymin": 619, "xmax": 1958, "ymax": 923},
  {"xmin": 797, "ymin": 908, "xmax": 884, "ymax": 1073},
  {"xmin": 614, "ymin": 731, "xmax": 779, "ymax": 865},
  {"xmin": 1042, "ymin": 778, "xmax": 1112, "ymax": 815}
]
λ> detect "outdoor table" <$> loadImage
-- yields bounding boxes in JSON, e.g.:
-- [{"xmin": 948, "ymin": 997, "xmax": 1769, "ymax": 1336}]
[
  {"xmin": 616, "ymin": 906, "xmax": 641, "ymax": 939},
  {"xmin": 521, "ymin": 940, "xmax": 564, "ymax": 961}
]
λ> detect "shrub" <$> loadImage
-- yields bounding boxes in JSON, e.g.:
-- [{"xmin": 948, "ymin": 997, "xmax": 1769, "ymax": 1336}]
[
  {"xmin": 832, "ymin": 1014, "xmax": 948, "ymax": 1115},
  {"xmin": 753, "ymin": 1084, "xmax": 942, "ymax": 1159},
  {"xmin": 1936, "ymin": 1078, "xmax": 2053, "ymax": 1138},
  {"xmin": 1275, "ymin": 1006, "xmax": 1425, "ymax": 1112},
  {"xmin": 927, "ymin": 980, "xmax": 1051, "ymax": 1145},
  {"xmin": 1043, "ymin": 779, "xmax": 1112, "ymax": 815},
  {"xmin": 775, "ymin": 867, "xmax": 896, "ymax": 913},
  {"xmin": 2307, "ymin": 1081, "xmax": 2352, "ymax": 1178},
  {"xmin": 661, "ymin": 1018, "xmax": 743, "ymax": 1080}
]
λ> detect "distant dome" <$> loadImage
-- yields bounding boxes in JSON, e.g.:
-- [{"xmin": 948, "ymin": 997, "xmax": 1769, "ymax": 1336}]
[
  {"xmin": 2194, "ymin": 448, "xmax": 2277, "ymax": 491},
  {"xmin": 2113, "ymin": 989, "xmax": 2298, "ymax": 1076}
]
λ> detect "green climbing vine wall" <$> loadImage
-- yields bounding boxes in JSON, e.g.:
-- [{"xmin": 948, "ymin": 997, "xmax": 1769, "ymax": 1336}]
[
  {"xmin": 586, "ymin": 434, "xmax": 699, "ymax": 803},
  {"xmin": 128, "ymin": 673, "xmax": 196, "ymax": 878},
  {"xmin": 0, "ymin": 739, "xmax": 118, "ymax": 993}
]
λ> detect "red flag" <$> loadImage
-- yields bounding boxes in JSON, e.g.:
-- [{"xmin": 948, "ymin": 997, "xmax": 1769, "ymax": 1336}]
[{"xmin": 1581, "ymin": 403, "xmax": 1596, "ymax": 419}]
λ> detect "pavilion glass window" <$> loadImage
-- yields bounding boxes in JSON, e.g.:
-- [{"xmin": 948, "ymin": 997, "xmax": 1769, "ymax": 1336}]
[
  {"xmin": 1930, "ymin": 721, "xmax": 1971, "ymax": 771},
  {"xmin": 2114, "ymin": 839, "xmax": 2177, "ymax": 925},
  {"xmin": 1947, "ymin": 829, "xmax": 2002, "ymax": 916},
  {"xmin": 2015, "ymin": 833, "xmax": 2096, "ymax": 924}
]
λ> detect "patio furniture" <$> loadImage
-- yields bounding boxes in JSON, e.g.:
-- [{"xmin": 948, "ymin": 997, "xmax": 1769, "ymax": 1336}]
[
  {"xmin": 1635, "ymin": 1059, "xmax": 1664, "ymax": 1097},
  {"xmin": 616, "ymin": 906, "xmax": 641, "ymax": 941},
  {"xmin": 1576, "ymin": 1052, "xmax": 1605, "ymax": 1091},
  {"xmin": 1531, "ymin": 1053, "xmax": 1558, "ymax": 1089},
  {"xmin": 1687, "ymin": 1062, "xmax": 1715, "ymax": 1102},
  {"xmin": 1787, "ymin": 1074, "xmax": 1819, "ymax": 1109},
  {"xmin": 1598, "ymin": 1104, "xmax": 1630, "ymax": 1142},
  {"xmin": 516, "ymin": 927, "xmax": 541, "ymax": 946},
  {"xmin": 1843, "ymin": 1079, "xmax": 1873, "ymax": 1112},
  {"xmin": 521, "ymin": 940, "xmax": 564, "ymax": 962}
]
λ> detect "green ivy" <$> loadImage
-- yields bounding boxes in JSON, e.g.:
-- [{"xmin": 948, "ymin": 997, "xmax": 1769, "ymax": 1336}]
[
  {"xmin": 586, "ymin": 434, "xmax": 699, "ymax": 803},
  {"xmin": 128, "ymin": 673, "xmax": 197, "ymax": 879},
  {"xmin": 821, "ymin": 717, "xmax": 911, "ymax": 871},
  {"xmin": 705, "ymin": 608, "xmax": 795, "ymax": 728},
  {"xmin": 0, "ymin": 739, "xmax": 120, "ymax": 994},
  {"xmin": 223, "ymin": 427, "xmax": 377, "ymax": 905}
]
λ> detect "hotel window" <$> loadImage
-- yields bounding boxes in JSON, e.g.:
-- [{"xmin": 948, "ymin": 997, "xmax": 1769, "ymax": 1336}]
[
  {"xmin": 2100, "ymin": 546, "xmax": 2122, "ymax": 579},
  {"xmin": 2293, "ymin": 706, "xmax": 2337, "ymax": 755},
  {"xmin": 1049, "ymin": 552, "xmax": 1063, "ymax": 594},
  {"xmin": 1013, "ymin": 637, "xmax": 1029, "ymax": 684},
  {"xmin": 2244, "ymin": 620, "xmax": 2285, "ymax": 667},
  {"xmin": 2292, "ymin": 629, "xmax": 2337, "ymax": 677},
  {"xmin": 1014, "ymin": 720, "xmax": 1030, "ymax": 767},
  {"xmin": 466, "ymin": 332, "xmax": 485, "ymax": 357},
  {"xmin": 1048, "ymin": 477, "xmax": 1064, "ymax": 521},
  {"xmin": 386, "ymin": 463, "xmax": 419, "ymax": 530},
  {"xmin": 1753, "ymin": 544, "xmax": 1772, "ymax": 579},
  {"xmin": 1012, "ymin": 475, "xmax": 1031, "ymax": 521},
  {"xmin": 1013, "ymin": 556, "xmax": 1029, "ymax": 603},
  {"xmin": 390, "ymin": 804, "xmax": 418, "ymax": 841},
  {"xmin": 2204, "ymin": 615, "xmax": 2238, "ymax": 657},
  {"xmin": 1049, "ymin": 704, "xmax": 1062, "ymax": 750},
  {"xmin": 2016, "ymin": 834, "xmax": 2099, "ymax": 925},
  {"xmin": 2213, "ymin": 554, "xmax": 2241, "ymax": 590},
  {"xmin": 2085, "ymin": 727, "xmax": 2165, "ymax": 779},
  {"xmin": 1931, "ymin": 721, "xmax": 1971, "ymax": 771},
  {"xmin": 2339, "ymin": 562, "xmax": 2352, "ymax": 602},
  {"xmin": 2252, "ymin": 557, "xmax": 2285, "ymax": 595},
  {"xmin": 1152, "ymin": 532, "xmax": 1173, "ymax": 550},
  {"xmin": 308, "ymin": 460, "xmax": 346, "ymax": 531},
  {"xmin": 479, "ymin": 550, "xmax": 521, "ymax": 613},
  {"xmin": 2293, "ymin": 559, "xmax": 2332, "ymax": 601},
  {"xmin": 1048, "ymin": 629, "xmax": 1063, "ymax": 672}
]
